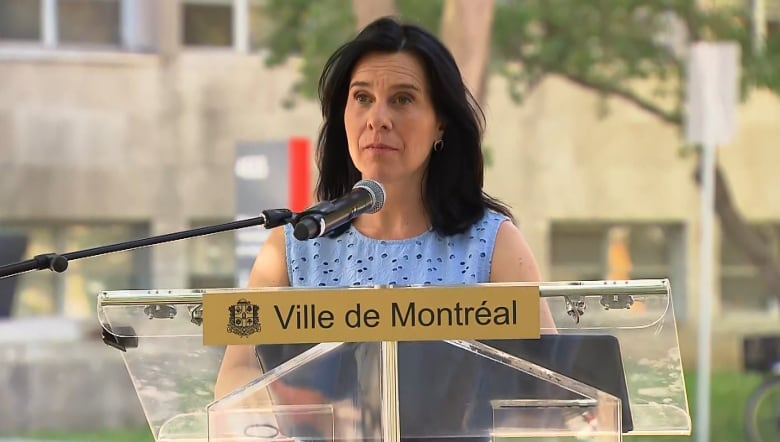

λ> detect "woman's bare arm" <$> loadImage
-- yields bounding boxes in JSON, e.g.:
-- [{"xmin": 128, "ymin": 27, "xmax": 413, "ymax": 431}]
[
  {"xmin": 214, "ymin": 226, "xmax": 289, "ymax": 399},
  {"xmin": 490, "ymin": 220, "xmax": 557, "ymax": 333}
]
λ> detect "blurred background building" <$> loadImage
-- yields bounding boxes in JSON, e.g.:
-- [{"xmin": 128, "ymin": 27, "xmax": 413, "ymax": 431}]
[{"xmin": 0, "ymin": 0, "xmax": 779, "ymax": 436}]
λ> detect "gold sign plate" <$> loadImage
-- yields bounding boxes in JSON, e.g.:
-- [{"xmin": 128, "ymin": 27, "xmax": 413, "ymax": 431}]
[{"xmin": 203, "ymin": 285, "xmax": 540, "ymax": 345}]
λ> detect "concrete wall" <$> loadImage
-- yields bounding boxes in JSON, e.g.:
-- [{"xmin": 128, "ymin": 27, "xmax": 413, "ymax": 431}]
[
  {"xmin": 0, "ymin": 318, "xmax": 146, "ymax": 433},
  {"xmin": 0, "ymin": 50, "xmax": 321, "ymax": 291}
]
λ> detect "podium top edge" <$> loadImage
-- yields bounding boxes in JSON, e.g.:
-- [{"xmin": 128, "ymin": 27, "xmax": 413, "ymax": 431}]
[{"xmin": 97, "ymin": 279, "xmax": 669, "ymax": 307}]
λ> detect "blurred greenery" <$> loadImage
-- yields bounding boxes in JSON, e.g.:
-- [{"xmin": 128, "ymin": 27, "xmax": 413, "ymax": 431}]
[
  {"xmin": 628, "ymin": 370, "xmax": 763, "ymax": 441},
  {"xmin": 5, "ymin": 371, "xmax": 766, "ymax": 442},
  {"xmin": 261, "ymin": 0, "xmax": 444, "ymax": 105},
  {"xmin": 259, "ymin": 0, "xmax": 780, "ymax": 119},
  {"xmin": 491, "ymin": 0, "xmax": 780, "ymax": 125}
]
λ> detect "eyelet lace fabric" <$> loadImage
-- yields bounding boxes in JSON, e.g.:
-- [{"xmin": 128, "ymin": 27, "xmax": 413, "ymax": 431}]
[{"xmin": 284, "ymin": 210, "xmax": 508, "ymax": 288}]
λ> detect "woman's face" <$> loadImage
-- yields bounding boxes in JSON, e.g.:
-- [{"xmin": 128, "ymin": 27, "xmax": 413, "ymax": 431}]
[{"xmin": 344, "ymin": 51, "xmax": 444, "ymax": 186}]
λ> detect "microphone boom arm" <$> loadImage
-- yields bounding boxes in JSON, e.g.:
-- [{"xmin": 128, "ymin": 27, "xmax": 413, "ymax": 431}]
[{"xmin": 0, "ymin": 208, "xmax": 294, "ymax": 279}]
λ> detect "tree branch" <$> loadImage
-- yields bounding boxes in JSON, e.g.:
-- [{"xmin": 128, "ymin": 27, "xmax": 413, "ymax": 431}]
[
  {"xmin": 510, "ymin": 51, "xmax": 682, "ymax": 125},
  {"xmin": 556, "ymin": 72, "xmax": 682, "ymax": 125}
]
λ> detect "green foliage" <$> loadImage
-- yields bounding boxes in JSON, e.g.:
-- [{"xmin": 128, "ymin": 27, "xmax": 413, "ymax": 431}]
[
  {"xmin": 261, "ymin": 0, "xmax": 355, "ymax": 106},
  {"xmin": 396, "ymin": 0, "xmax": 444, "ymax": 34},
  {"xmin": 260, "ymin": 0, "xmax": 443, "ymax": 105},
  {"xmin": 259, "ymin": 0, "xmax": 780, "ymax": 125},
  {"xmin": 491, "ymin": 0, "xmax": 780, "ymax": 125},
  {"xmin": 11, "ymin": 427, "xmax": 154, "ymax": 441}
]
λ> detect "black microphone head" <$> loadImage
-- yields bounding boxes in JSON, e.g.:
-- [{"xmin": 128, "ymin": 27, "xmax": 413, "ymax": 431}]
[
  {"xmin": 354, "ymin": 179, "xmax": 385, "ymax": 214},
  {"xmin": 294, "ymin": 216, "xmax": 320, "ymax": 241}
]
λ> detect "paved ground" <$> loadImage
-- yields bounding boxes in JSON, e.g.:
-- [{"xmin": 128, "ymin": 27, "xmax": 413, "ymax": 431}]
[{"xmin": 0, "ymin": 439, "xmax": 59, "ymax": 442}]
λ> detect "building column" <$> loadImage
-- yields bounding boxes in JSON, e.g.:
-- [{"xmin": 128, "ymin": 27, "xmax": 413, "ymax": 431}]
[
  {"xmin": 233, "ymin": 0, "xmax": 250, "ymax": 53},
  {"xmin": 121, "ymin": 0, "xmax": 158, "ymax": 52},
  {"xmin": 150, "ymin": 0, "xmax": 187, "ymax": 289},
  {"xmin": 156, "ymin": 0, "xmax": 180, "ymax": 59},
  {"xmin": 150, "ymin": 215, "xmax": 189, "ymax": 290},
  {"xmin": 41, "ymin": 0, "xmax": 57, "ymax": 48}
]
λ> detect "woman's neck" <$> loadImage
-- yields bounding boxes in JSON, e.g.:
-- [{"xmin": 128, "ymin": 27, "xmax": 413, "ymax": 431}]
[{"xmin": 352, "ymin": 181, "xmax": 429, "ymax": 240}]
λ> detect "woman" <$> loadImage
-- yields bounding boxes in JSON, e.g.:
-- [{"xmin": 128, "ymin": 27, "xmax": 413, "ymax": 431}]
[{"xmin": 215, "ymin": 16, "xmax": 556, "ymax": 438}]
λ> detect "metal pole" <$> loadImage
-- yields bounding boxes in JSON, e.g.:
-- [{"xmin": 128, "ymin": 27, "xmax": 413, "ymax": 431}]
[{"xmin": 695, "ymin": 92, "xmax": 717, "ymax": 442}]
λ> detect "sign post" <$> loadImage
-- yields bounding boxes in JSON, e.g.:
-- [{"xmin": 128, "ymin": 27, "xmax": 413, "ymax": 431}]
[{"xmin": 685, "ymin": 41, "xmax": 739, "ymax": 442}]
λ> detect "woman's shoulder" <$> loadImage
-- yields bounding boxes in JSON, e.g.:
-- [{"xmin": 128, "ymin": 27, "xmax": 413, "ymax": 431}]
[
  {"xmin": 485, "ymin": 208, "xmax": 511, "ymax": 223},
  {"xmin": 468, "ymin": 208, "xmax": 512, "ymax": 233}
]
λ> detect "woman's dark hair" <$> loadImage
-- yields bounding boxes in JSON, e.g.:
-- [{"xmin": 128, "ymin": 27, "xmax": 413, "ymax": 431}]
[{"xmin": 316, "ymin": 16, "xmax": 513, "ymax": 236}]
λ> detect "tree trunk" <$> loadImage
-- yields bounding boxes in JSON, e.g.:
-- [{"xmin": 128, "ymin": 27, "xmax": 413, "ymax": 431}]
[
  {"xmin": 440, "ymin": 0, "xmax": 495, "ymax": 103},
  {"xmin": 352, "ymin": 0, "xmax": 398, "ymax": 30},
  {"xmin": 698, "ymin": 159, "xmax": 780, "ymax": 303}
]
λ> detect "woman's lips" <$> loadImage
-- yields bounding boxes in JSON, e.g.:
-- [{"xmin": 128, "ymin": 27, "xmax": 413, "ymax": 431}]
[{"xmin": 364, "ymin": 143, "xmax": 397, "ymax": 151}]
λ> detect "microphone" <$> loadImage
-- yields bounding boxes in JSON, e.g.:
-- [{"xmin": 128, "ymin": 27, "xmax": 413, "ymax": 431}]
[{"xmin": 293, "ymin": 179, "xmax": 385, "ymax": 241}]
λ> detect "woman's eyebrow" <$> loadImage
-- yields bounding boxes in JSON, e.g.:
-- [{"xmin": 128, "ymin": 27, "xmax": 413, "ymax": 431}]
[
  {"xmin": 390, "ymin": 83, "xmax": 421, "ymax": 92},
  {"xmin": 349, "ymin": 80, "xmax": 371, "ymax": 89},
  {"xmin": 348, "ymin": 81, "xmax": 421, "ymax": 92}
]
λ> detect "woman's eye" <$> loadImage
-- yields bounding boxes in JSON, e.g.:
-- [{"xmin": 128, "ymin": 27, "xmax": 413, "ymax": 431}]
[
  {"xmin": 394, "ymin": 95, "xmax": 412, "ymax": 105},
  {"xmin": 355, "ymin": 93, "xmax": 371, "ymax": 103}
]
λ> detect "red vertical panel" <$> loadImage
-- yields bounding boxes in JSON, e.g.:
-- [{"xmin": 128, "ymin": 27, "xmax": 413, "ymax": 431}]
[{"xmin": 288, "ymin": 136, "xmax": 311, "ymax": 211}]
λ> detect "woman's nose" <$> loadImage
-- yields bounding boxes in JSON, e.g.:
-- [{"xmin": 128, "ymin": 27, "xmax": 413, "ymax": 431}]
[{"xmin": 366, "ymin": 102, "xmax": 392, "ymax": 131}]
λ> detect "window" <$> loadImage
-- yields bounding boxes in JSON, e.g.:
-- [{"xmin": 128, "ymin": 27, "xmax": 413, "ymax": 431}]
[
  {"xmin": 187, "ymin": 219, "xmax": 236, "ymax": 289},
  {"xmin": 550, "ymin": 223, "xmax": 682, "ymax": 280},
  {"xmin": 550, "ymin": 225, "xmax": 605, "ymax": 281},
  {"xmin": 0, "ymin": 222, "xmax": 150, "ymax": 318},
  {"xmin": 59, "ymin": 0, "xmax": 121, "ymax": 46},
  {"xmin": 1, "ymin": 0, "xmax": 268, "ymax": 53},
  {"xmin": 0, "ymin": 0, "xmax": 122, "ymax": 48},
  {"xmin": 0, "ymin": 0, "xmax": 41, "ymax": 41},
  {"xmin": 720, "ymin": 223, "xmax": 780, "ymax": 312},
  {"xmin": 182, "ymin": 0, "xmax": 233, "ymax": 47},
  {"xmin": 550, "ymin": 222, "xmax": 687, "ymax": 317}
]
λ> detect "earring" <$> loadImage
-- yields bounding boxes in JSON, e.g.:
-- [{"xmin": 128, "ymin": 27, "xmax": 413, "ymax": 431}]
[{"xmin": 433, "ymin": 139, "xmax": 444, "ymax": 152}]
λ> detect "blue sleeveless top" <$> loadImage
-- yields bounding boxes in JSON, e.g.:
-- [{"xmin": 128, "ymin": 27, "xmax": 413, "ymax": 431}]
[
  {"xmin": 257, "ymin": 209, "xmax": 510, "ymax": 436},
  {"xmin": 285, "ymin": 209, "xmax": 508, "ymax": 288}
]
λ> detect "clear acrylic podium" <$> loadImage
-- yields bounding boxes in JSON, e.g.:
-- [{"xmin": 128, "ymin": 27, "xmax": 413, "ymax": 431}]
[{"xmin": 98, "ymin": 279, "xmax": 691, "ymax": 441}]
